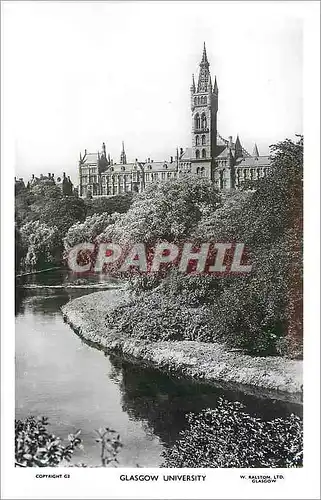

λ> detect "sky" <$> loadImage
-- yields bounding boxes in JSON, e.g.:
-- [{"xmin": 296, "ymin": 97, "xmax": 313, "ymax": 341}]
[{"xmin": 3, "ymin": 1, "xmax": 303, "ymax": 184}]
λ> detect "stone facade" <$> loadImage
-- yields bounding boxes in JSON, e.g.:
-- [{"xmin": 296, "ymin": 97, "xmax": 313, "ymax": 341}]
[{"xmin": 78, "ymin": 43, "xmax": 271, "ymax": 198}]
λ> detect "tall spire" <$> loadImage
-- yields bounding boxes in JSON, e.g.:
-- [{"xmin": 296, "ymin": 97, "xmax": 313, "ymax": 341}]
[
  {"xmin": 197, "ymin": 42, "xmax": 211, "ymax": 92},
  {"xmin": 200, "ymin": 42, "xmax": 209, "ymax": 67},
  {"xmin": 120, "ymin": 141, "xmax": 127, "ymax": 165},
  {"xmin": 252, "ymin": 143, "xmax": 259, "ymax": 158}
]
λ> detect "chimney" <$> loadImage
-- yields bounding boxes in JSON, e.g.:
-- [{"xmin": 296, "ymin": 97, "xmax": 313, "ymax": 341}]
[
  {"xmin": 48, "ymin": 173, "xmax": 51, "ymax": 178},
  {"xmin": 32, "ymin": 174, "xmax": 35, "ymax": 179},
  {"xmin": 170, "ymin": 156, "xmax": 173, "ymax": 163},
  {"xmin": 63, "ymin": 172, "xmax": 66, "ymax": 178}
]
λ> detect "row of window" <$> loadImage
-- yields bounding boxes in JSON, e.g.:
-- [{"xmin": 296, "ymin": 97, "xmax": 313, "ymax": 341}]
[
  {"xmin": 236, "ymin": 167, "xmax": 270, "ymax": 180},
  {"xmin": 194, "ymin": 95, "xmax": 207, "ymax": 106},
  {"xmin": 195, "ymin": 135, "xmax": 206, "ymax": 146},
  {"xmin": 194, "ymin": 113, "xmax": 207, "ymax": 130},
  {"xmin": 195, "ymin": 149, "xmax": 207, "ymax": 159}
]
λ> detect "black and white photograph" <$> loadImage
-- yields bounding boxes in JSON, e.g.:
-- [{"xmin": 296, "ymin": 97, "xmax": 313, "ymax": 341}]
[{"xmin": 1, "ymin": 1, "xmax": 320, "ymax": 499}]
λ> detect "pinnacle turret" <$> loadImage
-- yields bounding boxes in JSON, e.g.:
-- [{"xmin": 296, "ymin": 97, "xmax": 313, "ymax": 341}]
[
  {"xmin": 191, "ymin": 74, "xmax": 196, "ymax": 93},
  {"xmin": 235, "ymin": 135, "xmax": 243, "ymax": 159},
  {"xmin": 252, "ymin": 143, "xmax": 259, "ymax": 158},
  {"xmin": 120, "ymin": 141, "xmax": 127, "ymax": 165},
  {"xmin": 213, "ymin": 76, "xmax": 218, "ymax": 94}
]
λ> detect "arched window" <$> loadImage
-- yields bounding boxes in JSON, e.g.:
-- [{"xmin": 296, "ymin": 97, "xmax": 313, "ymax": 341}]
[
  {"xmin": 202, "ymin": 149, "xmax": 206, "ymax": 158},
  {"xmin": 201, "ymin": 135, "xmax": 206, "ymax": 145},
  {"xmin": 194, "ymin": 97, "xmax": 197, "ymax": 106},
  {"xmin": 194, "ymin": 113, "xmax": 200, "ymax": 130},
  {"xmin": 196, "ymin": 167, "xmax": 200, "ymax": 174},
  {"xmin": 195, "ymin": 149, "xmax": 200, "ymax": 159},
  {"xmin": 196, "ymin": 135, "xmax": 200, "ymax": 146},
  {"xmin": 201, "ymin": 113, "xmax": 207, "ymax": 129},
  {"xmin": 203, "ymin": 96, "xmax": 207, "ymax": 105},
  {"xmin": 219, "ymin": 170, "xmax": 224, "ymax": 190}
]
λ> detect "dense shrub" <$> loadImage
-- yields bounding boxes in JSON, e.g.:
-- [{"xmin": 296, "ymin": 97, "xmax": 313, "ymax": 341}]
[
  {"xmin": 15, "ymin": 417, "xmax": 122, "ymax": 468},
  {"xmin": 162, "ymin": 399, "xmax": 303, "ymax": 468},
  {"xmin": 105, "ymin": 291, "xmax": 216, "ymax": 342},
  {"xmin": 15, "ymin": 417, "xmax": 82, "ymax": 467}
]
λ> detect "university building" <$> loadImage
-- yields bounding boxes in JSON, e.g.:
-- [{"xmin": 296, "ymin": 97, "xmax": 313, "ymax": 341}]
[{"xmin": 78, "ymin": 44, "xmax": 271, "ymax": 198}]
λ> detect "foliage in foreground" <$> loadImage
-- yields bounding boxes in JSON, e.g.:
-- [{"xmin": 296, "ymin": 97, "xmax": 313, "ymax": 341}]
[
  {"xmin": 162, "ymin": 399, "xmax": 303, "ymax": 468},
  {"xmin": 16, "ymin": 402, "xmax": 303, "ymax": 469},
  {"xmin": 15, "ymin": 417, "xmax": 122, "ymax": 467}
]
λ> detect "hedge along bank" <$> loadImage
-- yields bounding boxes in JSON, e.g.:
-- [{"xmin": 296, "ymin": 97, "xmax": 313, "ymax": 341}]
[{"xmin": 67, "ymin": 240, "xmax": 253, "ymax": 276}]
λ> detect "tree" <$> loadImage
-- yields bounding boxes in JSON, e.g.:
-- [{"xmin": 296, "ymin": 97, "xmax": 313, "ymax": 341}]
[
  {"xmin": 85, "ymin": 193, "xmax": 134, "ymax": 217},
  {"xmin": 20, "ymin": 220, "xmax": 61, "ymax": 270},
  {"xmin": 64, "ymin": 212, "xmax": 120, "ymax": 254},
  {"xmin": 100, "ymin": 176, "xmax": 221, "ymax": 245},
  {"xmin": 38, "ymin": 197, "xmax": 87, "ymax": 236}
]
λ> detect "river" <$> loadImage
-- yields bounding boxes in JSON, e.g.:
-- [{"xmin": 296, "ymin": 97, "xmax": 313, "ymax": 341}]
[{"xmin": 15, "ymin": 269, "xmax": 302, "ymax": 467}]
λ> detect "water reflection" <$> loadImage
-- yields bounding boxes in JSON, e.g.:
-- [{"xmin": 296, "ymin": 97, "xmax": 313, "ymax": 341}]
[{"xmin": 108, "ymin": 356, "xmax": 303, "ymax": 448}]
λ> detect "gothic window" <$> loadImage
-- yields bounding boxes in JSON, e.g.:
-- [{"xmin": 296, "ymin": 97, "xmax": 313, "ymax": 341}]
[
  {"xmin": 196, "ymin": 167, "xmax": 200, "ymax": 174},
  {"xmin": 219, "ymin": 170, "xmax": 224, "ymax": 190},
  {"xmin": 201, "ymin": 113, "xmax": 207, "ymax": 129},
  {"xmin": 194, "ymin": 113, "xmax": 200, "ymax": 129},
  {"xmin": 196, "ymin": 135, "xmax": 200, "ymax": 146},
  {"xmin": 201, "ymin": 135, "xmax": 206, "ymax": 145},
  {"xmin": 203, "ymin": 96, "xmax": 207, "ymax": 105},
  {"xmin": 195, "ymin": 149, "xmax": 200, "ymax": 159},
  {"xmin": 202, "ymin": 149, "xmax": 206, "ymax": 158},
  {"xmin": 257, "ymin": 168, "xmax": 260, "ymax": 178},
  {"xmin": 194, "ymin": 97, "xmax": 197, "ymax": 106}
]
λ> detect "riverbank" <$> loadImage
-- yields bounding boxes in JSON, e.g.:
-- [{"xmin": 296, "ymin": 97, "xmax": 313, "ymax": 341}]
[{"xmin": 62, "ymin": 290, "xmax": 303, "ymax": 404}]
